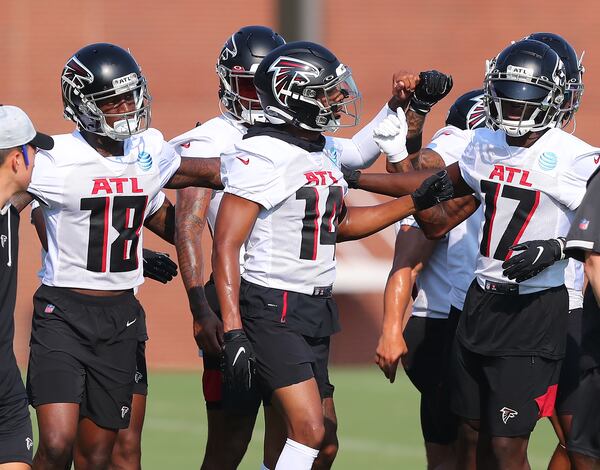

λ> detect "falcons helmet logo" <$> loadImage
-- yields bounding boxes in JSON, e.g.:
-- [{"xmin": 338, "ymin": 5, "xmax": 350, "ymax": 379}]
[
  {"xmin": 62, "ymin": 56, "xmax": 94, "ymax": 90},
  {"xmin": 499, "ymin": 406, "xmax": 518, "ymax": 424},
  {"xmin": 268, "ymin": 56, "xmax": 320, "ymax": 107},
  {"xmin": 467, "ymin": 93, "xmax": 486, "ymax": 129}
]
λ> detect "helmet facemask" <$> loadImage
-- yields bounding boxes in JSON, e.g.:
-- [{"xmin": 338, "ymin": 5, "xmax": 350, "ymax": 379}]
[
  {"xmin": 63, "ymin": 68, "xmax": 151, "ymax": 141},
  {"xmin": 484, "ymin": 62, "xmax": 565, "ymax": 137},
  {"xmin": 217, "ymin": 63, "xmax": 265, "ymax": 125},
  {"xmin": 560, "ymin": 55, "xmax": 584, "ymax": 129}
]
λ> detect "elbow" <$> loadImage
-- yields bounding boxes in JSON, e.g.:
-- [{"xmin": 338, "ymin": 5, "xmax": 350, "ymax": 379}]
[{"xmin": 422, "ymin": 228, "xmax": 447, "ymax": 240}]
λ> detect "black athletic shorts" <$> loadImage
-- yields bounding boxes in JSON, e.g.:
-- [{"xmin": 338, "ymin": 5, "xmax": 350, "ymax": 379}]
[
  {"xmin": 239, "ymin": 280, "xmax": 336, "ymax": 400},
  {"xmin": 450, "ymin": 340, "xmax": 561, "ymax": 437},
  {"xmin": 27, "ymin": 285, "xmax": 142, "ymax": 429},
  {"xmin": 133, "ymin": 341, "xmax": 148, "ymax": 396},
  {"xmin": 567, "ymin": 367, "xmax": 600, "ymax": 459},
  {"xmin": 0, "ymin": 398, "xmax": 33, "ymax": 465},
  {"xmin": 555, "ymin": 308, "xmax": 583, "ymax": 415},
  {"xmin": 402, "ymin": 315, "xmax": 458, "ymax": 444}
]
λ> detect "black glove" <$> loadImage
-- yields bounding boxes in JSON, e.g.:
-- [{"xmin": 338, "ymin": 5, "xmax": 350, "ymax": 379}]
[
  {"xmin": 411, "ymin": 170, "xmax": 454, "ymax": 210},
  {"xmin": 221, "ymin": 329, "xmax": 256, "ymax": 394},
  {"xmin": 410, "ymin": 71, "xmax": 453, "ymax": 115},
  {"xmin": 502, "ymin": 238, "xmax": 566, "ymax": 283},
  {"xmin": 341, "ymin": 165, "xmax": 361, "ymax": 189},
  {"xmin": 142, "ymin": 249, "xmax": 178, "ymax": 284}
]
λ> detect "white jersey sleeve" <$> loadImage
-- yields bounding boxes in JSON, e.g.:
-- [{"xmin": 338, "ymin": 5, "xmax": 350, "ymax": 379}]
[
  {"xmin": 146, "ymin": 191, "xmax": 166, "ymax": 219},
  {"xmin": 150, "ymin": 129, "xmax": 181, "ymax": 188},
  {"xmin": 556, "ymin": 151, "xmax": 600, "ymax": 210},
  {"xmin": 327, "ymin": 103, "xmax": 394, "ymax": 169},
  {"xmin": 427, "ymin": 126, "xmax": 473, "ymax": 166},
  {"xmin": 28, "ymin": 150, "xmax": 65, "ymax": 208}
]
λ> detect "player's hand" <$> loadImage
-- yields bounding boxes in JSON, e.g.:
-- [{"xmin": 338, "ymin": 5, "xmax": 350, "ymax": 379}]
[
  {"xmin": 502, "ymin": 238, "xmax": 566, "ymax": 283},
  {"xmin": 221, "ymin": 329, "xmax": 256, "ymax": 393},
  {"xmin": 142, "ymin": 249, "xmax": 178, "ymax": 284},
  {"xmin": 373, "ymin": 109, "xmax": 409, "ymax": 163},
  {"xmin": 390, "ymin": 70, "xmax": 420, "ymax": 110},
  {"xmin": 411, "ymin": 170, "xmax": 454, "ymax": 210},
  {"xmin": 410, "ymin": 71, "xmax": 453, "ymax": 115},
  {"xmin": 193, "ymin": 312, "xmax": 224, "ymax": 357},
  {"xmin": 375, "ymin": 331, "xmax": 408, "ymax": 383},
  {"xmin": 341, "ymin": 165, "xmax": 361, "ymax": 189}
]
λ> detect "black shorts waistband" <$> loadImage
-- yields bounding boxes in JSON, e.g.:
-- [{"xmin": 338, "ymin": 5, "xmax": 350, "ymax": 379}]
[
  {"xmin": 37, "ymin": 285, "xmax": 136, "ymax": 306},
  {"xmin": 484, "ymin": 280, "xmax": 519, "ymax": 295}
]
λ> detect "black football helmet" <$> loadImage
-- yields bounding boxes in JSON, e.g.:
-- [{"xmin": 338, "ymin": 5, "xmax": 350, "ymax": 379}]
[
  {"xmin": 526, "ymin": 32, "xmax": 584, "ymax": 127},
  {"xmin": 484, "ymin": 39, "xmax": 566, "ymax": 137},
  {"xmin": 217, "ymin": 26, "xmax": 285, "ymax": 125},
  {"xmin": 61, "ymin": 43, "xmax": 151, "ymax": 141},
  {"xmin": 446, "ymin": 89, "xmax": 487, "ymax": 130},
  {"xmin": 253, "ymin": 41, "xmax": 361, "ymax": 132}
]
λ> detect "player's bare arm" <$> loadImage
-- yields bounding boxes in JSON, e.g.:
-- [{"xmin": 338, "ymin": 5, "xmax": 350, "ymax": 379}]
[
  {"xmin": 415, "ymin": 195, "xmax": 480, "ymax": 240},
  {"xmin": 165, "ymin": 157, "xmax": 222, "ymax": 189},
  {"xmin": 31, "ymin": 205, "xmax": 48, "ymax": 251},
  {"xmin": 584, "ymin": 252, "xmax": 600, "ymax": 304},
  {"xmin": 376, "ymin": 226, "xmax": 436, "ymax": 383},
  {"xmin": 212, "ymin": 193, "xmax": 260, "ymax": 333},
  {"xmin": 144, "ymin": 196, "xmax": 175, "ymax": 244},
  {"xmin": 175, "ymin": 186, "xmax": 223, "ymax": 355},
  {"xmin": 337, "ymin": 171, "xmax": 453, "ymax": 242}
]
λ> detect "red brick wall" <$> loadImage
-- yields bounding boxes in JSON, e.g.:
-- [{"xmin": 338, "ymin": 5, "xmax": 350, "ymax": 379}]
[{"xmin": 4, "ymin": 1, "xmax": 600, "ymax": 368}]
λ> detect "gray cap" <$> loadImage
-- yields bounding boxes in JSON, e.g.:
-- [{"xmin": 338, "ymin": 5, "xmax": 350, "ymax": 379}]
[{"xmin": 0, "ymin": 105, "xmax": 54, "ymax": 150}]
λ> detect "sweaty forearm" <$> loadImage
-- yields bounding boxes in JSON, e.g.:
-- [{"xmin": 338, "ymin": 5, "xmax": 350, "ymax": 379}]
[
  {"xmin": 415, "ymin": 195, "xmax": 478, "ymax": 239},
  {"xmin": 145, "ymin": 200, "xmax": 175, "ymax": 244},
  {"xmin": 166, "ymin": 157, "xmax": 223, "ymax": 190},
  {"xmin": 337, "ymin": 196, "xmax": 415, "ymax": 242}
]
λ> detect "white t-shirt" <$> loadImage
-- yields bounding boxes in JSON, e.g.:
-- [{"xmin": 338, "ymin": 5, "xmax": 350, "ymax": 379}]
[
  {"xmin": 27, "ymin": 129, "xmax": 180, "ymax": 289},
  {"xmin": 395, "ymin": 218, "xmax": 450, "ymax": 319},
  {"xmin": 459, "ymin": 127, "xmax": 599, "ymax": 294},
  {"xmin": 222, "ymin": 135, "xmax": 347, "ymax": 295}
]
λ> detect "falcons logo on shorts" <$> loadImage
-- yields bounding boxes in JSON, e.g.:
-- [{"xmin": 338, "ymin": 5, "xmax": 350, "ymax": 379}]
[
  {"xmin": 500, "ymin": 406, "xmax": 518, "ymax": 424},
  {"xmin": 467, "ymin": 94, "xmax": 486, "ymax": 129},
  {"xmin": 62, "ymin": 56, "xmax": 94, "ymax": 90},
  {"xmin": 268, "ymin": 56, "xmax": 320, "ymax": 107}
]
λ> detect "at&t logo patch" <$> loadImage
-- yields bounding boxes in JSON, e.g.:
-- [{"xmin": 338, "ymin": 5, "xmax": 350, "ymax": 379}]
[
  {"xmin": 137, "ymin": 151, "xmax": 152, "ymax": 171},
  {"xmin": 538, "ymin": 152, "xmax": 558, "ymax": 171}
]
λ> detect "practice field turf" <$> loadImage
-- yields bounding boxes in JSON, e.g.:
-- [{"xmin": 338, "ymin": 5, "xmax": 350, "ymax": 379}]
[{"xmin": 30, "ymin": 367, "xmax": 557, "ymax": 469}]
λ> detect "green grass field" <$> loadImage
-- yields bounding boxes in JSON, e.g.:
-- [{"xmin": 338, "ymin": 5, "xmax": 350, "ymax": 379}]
[{"xmin": 31, "ymin": 367, "xmax": 557, "ymax": 469}]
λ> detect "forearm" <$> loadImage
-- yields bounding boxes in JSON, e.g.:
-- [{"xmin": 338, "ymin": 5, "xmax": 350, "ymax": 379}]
[
  {"xmin": 212, "ymin": 241, "xmax": 243, "ymax": 332},
  {"xmin": 166, "ymin": 157, "xmax": 223, "ymax": 190},
  {"xmin": 144, "ymin": 199, "xmax": 175, "ymax": 244},
  {"xmin": 382, "ymin": 267, "xmax": 413, "ymax": 336},
  {"xmin": 174, "ymin": 188, "xmax": 212, "ymax": 319},
  {"xmin": 355, "ymin": 169, "xmax": 438, "ymax": 197},
  {"xmin": 337, "ymin": 196, "xmax": 415, "ymax": 242},
  {"xmin": 585, "ymin": 252, "xmax": 600, "ymax": 305},
  {"xmin": 415, "ymin": 195, "xmax": 478, "ymax": 239}
]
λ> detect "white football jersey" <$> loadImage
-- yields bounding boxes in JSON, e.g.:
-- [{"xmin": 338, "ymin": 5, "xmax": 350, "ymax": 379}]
[
  {"xmin": 222, "ymin": 135, "xmax": 347, "ymax": 295},
  {"xmin": 427, "ymin": 126, "xmax": 482, "ymax": 310},
  {"xmin": 395, "ymin": 218, "xmax": 450, "ymax": 319},
  {"xmin": 565, "ymin": 259, "xmax": 584, "ymax": 310},
  {"xmin": 459, "ymin": 127, "xmax": 600, "ymax": 294},
  {"xmin": 28, "ymin": 129, "xmax": 181, "ymax": 290}
]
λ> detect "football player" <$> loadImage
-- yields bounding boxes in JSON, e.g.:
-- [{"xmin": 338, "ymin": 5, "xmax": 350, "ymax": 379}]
[
  {"xmin": 29, "ymin": 198, "xmax": 177, "ymax": 470},
  {"xmin": 212, "ymin": 40, "xmax": 451, "ymax": 470},
  {"xmin": 0, "ymin": 105, "xmax": 53, "ymax": 470},
  {"xmin": 347, "ymin": 38, "xmax": 600, "ymax": 468},
  {"xmin": 20, "ymin": 43, "xmax": 221, "ymax": 470},
  {"xmin": 375, "ymin": 89, "xmax": 485, "ymax": 470},
  {"xmin": 170, "ymin": 25, "xmax": 445, "ymax": 470}
]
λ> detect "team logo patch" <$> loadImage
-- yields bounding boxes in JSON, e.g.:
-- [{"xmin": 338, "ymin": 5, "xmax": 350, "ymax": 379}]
[
  {"xmin": 268, "ymin": 56, "xmax": 320, "ymax": 107},
  {"xmin": 324, "ymin": 141, "xmax": 340, "ymax": 166},
  {"xmin": 44, "ymin": 304, "xmax": 55, "ymax": 314},
  {"xmin": 538, "ymin": 152, "xmax": 558, "ymax": 171},
  {"xmin": 500, "ymin": 406, "xmax": 518, "ymax": 424},
  {"xmin": 579, "ymin": 218, "xmax": 590, "ymax": 230},
  {"xmin": 135, "ymin": 371, "xmax": 143, "ymax": 383},
  {"xmin": 137, "ymin": 151, "xmax": 152, "ymax": 171},
  {"xmin": 0, "ymin": 234, "xmax": 6, "ymax": 248},
  {"xmin": 121, "ymin": 406, "xmax": 130, "ymax": 419},
  {"xmin": 25, "ymin": 437, "xmax": 33, "ymax": 450},
  {"xmin": 466, "ymin": 94, "xmax": 486, "ymax": 129},
  {"xmin": 62, "ymin": 56, "xmax": 94, "ymax": 90}
]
